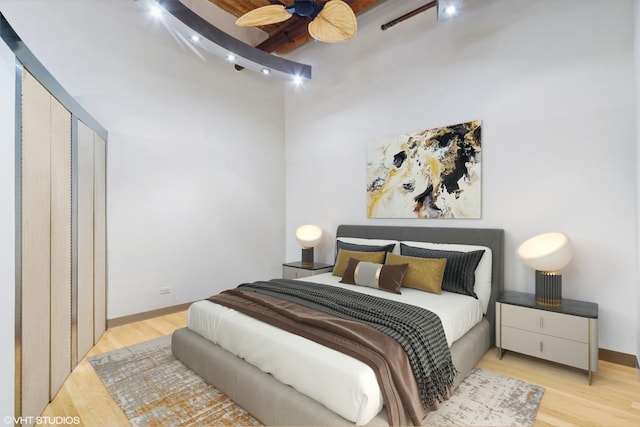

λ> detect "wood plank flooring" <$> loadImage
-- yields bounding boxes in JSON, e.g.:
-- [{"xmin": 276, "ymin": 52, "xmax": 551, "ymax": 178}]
[
  {"xmin": 39, "ymin": 310, "xmax": 640, "ymax": 426},
  {"xmin": 40, "ymin": 311, "xmax": 187, "ymax": 426}
]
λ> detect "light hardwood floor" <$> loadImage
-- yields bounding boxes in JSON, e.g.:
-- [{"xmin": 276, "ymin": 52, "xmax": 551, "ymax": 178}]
[{"xmin": 40, "ymin": 311, "xmax": 640, "ymax": 426}]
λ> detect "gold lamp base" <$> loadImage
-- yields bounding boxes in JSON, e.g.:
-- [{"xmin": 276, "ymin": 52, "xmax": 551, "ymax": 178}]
[{"xmin": 535, "ymin": 270, "xmax": 562, "ymax": 307}]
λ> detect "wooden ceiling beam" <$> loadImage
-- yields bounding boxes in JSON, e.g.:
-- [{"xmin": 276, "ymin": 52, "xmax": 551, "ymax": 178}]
[
  {"xmin": 257, "ymin": 17, "xmax": 313, "ymax": 54},
  {"xmin": 207, "ymin": 0, "xmax": 382, "ymax": 54}
]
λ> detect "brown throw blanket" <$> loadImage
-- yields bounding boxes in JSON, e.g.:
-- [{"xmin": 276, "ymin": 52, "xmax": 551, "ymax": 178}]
[{"xmin": 209, "ymin": 280, "xmax": 456, "ymax": 426}]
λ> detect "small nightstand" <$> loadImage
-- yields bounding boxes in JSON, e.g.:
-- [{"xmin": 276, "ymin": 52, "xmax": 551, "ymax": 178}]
[
  {"xmin": 496, "ymin": 291, "xmax": 598, "ymax": 384},
  {"xmin": 282, "ymin": 262, "xmax": 333, "ymax": 279}
]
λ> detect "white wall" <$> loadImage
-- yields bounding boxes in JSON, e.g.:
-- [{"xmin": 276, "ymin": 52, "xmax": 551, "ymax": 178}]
[
  {"xmin": 285, "ymin": 0, "xmax": 638, "ymax": 355},
  {"xmin": 0, "ymin": 34, "xmax": 15, "ymax": 422},
  {"xmin": 0, "ymin": 0, "xmax": 286, "ymax": 318}
]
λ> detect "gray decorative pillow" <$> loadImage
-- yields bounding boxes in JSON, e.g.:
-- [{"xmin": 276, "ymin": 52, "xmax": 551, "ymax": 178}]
[
  {"xmin": 340, "ymin": 257, "xmax": 407, "ymax": 294},
  {"xmin": 400, "ymin": 243, "xmax": 484, "ymax": 298},
  {"xmin": 335, "ymin": 240, "xmax": 396, "ymax": 259}
]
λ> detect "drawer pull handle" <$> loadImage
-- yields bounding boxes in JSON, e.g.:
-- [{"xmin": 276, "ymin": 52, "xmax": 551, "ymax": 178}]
[
  {"xmin": 540, "ymin": 341, "xmax": 543, "ymax": 352},
  {"xmin": 540, "ymin": 317, "xmax": 544, "ymax": 328}
]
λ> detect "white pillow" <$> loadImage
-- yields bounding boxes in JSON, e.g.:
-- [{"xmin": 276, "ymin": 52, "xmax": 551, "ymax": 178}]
[{"xmin": 400, "ymin": 241, "xmax": 493, "ymax": 314}]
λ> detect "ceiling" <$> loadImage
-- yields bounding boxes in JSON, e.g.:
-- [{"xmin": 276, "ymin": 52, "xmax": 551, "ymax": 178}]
[{"xmin": 207, "ymin": 0, "xmax": 382, "ymax": 55}]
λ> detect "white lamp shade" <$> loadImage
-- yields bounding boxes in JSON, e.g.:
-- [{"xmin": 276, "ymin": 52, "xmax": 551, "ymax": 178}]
[
  {"xmin": 295, "ymin": 225, "xmax": 322, "ymax": 248},
  {"xmin": 517, "ymin": 232, "xmax": 572, "ymax": 272}
]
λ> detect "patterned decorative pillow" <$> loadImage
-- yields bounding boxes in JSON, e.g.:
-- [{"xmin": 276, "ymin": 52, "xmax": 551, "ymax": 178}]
[
  {"xmin": 332, "ymin": 249, "xmax": 387, "ymax": 277},
  {"xmin": 385, "ymin": 252, "xmax": 447, "ymax": 294},
  {"xmin": 340, "ymin": 257, "xmax": 407, "ymax": 294},
  {"xmin": 400, "ymin": 243, "xmax": 484, "ymax": 298}
]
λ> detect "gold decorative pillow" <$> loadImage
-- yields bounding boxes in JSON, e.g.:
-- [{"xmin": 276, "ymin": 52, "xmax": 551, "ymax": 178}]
[
  {"xmin": 332, "ymin": 249, "xmax": 387, "ymax": 277},
  {"xmin": 385, "ymin": 252, "xmax": 447, "ymax": 294}
]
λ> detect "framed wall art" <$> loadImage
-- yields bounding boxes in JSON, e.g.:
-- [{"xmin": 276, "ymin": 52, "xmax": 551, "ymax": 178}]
[{"xmin": 367, "ymin": 120, "xmax": 482, "ymax": 219}]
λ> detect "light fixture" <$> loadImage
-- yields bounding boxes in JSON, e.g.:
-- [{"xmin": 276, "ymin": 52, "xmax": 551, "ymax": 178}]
[
  {"xmin": 292, "ymin": 75, "xmax": 303, "ymax": 85},
  {"xmin": 136, "ymin": 0, "xmax": 312, "ymax": 80},
  {"xmin": 382, "ymin": 0, "xmax": 463, "ymax": 30},
  {"xmin": 517, "ymin": 232, "xmax": 572, "ymax": 307},
  {"xmin": 190, "ymin": 34, "xmax": 200, "ymax": 42},
  {"xmin": 261, "ymin": 68, "xmax": 270, "ymax": 75},
  {"xmin": 296, "ymin": 225, "xmax": 322, "ymax": 267},
  {"xmin": 151, "ymin": 4, "xmax": 164, "ymax": 18},
  {"xmin": 226, "ymin": 53, "xmax": 236, "ymax": 62},
  {"xmin": 444, "ymin": 5, "xmax": 457, "ymax": 16},
  {"xmin": 437, "ymin": 0, "xmax": 463, "ymax": 21}
]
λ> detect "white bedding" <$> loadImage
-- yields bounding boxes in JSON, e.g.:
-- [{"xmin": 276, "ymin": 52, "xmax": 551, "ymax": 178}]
[{"xmin": 188, "ymin": 273, "xmax": 483, "ymax": 425}]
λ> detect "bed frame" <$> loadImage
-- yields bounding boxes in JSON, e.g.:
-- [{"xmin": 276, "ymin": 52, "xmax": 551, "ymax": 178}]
[{"xmin": 172, "ymin": 225, "xmax": 504, "ymax": 426}]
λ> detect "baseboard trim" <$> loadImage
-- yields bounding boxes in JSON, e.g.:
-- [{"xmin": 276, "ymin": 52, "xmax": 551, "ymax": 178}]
[
  {"xmin": 599, "ymin": 348, "xmax": 639, "ymax": 368},
  {"xmin": 107, "ymin": 302, "xmax": 193, "ymax": 328}
]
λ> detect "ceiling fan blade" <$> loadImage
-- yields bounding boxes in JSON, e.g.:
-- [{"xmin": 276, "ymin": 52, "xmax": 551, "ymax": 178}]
[
  {"xmin": 308, "ymin": 0, "xmax": 357, "ymax": 43},
  {"xmin": 236, "ymin": 5, "xmax": 292, "ymax": 27}
]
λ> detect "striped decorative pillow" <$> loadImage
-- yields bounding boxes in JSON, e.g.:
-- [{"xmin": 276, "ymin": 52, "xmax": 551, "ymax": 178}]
[
  {"xmin": 400, "ymin": 243, "xmax": 485, "ymax": 298},
  {"xmin": 332, "ymin": 249, "xmax": 387, "ymax": 277},
  {"xmin": 340, "ymin": 258, "xmax": 408, "ymax": 294}
]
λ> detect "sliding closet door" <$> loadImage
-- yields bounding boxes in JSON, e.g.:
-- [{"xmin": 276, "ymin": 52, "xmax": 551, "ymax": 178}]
[
  {"xmin": 49, "ymin": 97, "xmax": 72, "ymax": 398},
  {"xmin": 77, "ymin": 122, "xmax": 107, "ymax": 359},
  {"xmin": 13, "ymin": 39, "xmax": 107, "ymax": 419},
  {"xmin": 94, "ymin": 135, "xmax": 107, "ymax": 340},
  {"xmin": 77, "ymin": 121, "xmax": 95, "ymax": 360},
  {"xmin": 21, "ymin": 70, "xmax": 52, "ymax": 418}
]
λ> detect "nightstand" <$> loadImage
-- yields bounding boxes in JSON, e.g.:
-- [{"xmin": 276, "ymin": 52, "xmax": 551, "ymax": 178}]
[
  {"xmin": 496, "ymin": 291, "xmax": 598, "ymax": 384},
  {"xmin": 282, "ymin": 262, "xmax": 333, "ymax": 279}
]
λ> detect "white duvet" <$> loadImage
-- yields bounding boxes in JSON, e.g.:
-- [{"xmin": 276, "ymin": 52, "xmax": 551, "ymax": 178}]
[{"xmin": 188, "ymin": 273, "xmax": 483, "ymax": 425}]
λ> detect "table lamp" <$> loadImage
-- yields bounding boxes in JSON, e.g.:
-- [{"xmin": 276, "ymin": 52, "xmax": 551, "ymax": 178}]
[
  {"xmin": 296, "ymin": 225, "xmax": 322, "ymax": 267},
  {"xmin": 516, "ymin": 232, "xmax": 572, "ymax": 307}
]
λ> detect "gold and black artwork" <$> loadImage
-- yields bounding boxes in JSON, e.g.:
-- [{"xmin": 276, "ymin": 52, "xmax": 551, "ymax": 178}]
[{"xmin": 367, "ymin": 120, "xmax": 482, "ymax": 219}]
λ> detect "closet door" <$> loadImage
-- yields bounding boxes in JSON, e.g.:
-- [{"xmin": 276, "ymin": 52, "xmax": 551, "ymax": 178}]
[
  {"xmin": 77, "ymin": 121, "xmax": 95, "ymax": 359},
  {"xmin": 49, "ymin": 97, "xmax": 72, "ymax": 398},
  {"xmin": 21, "ymin": 68, "xmax": 72, "ymax": 414},
  {"xmin": 21, "ymin": 70, "xmax": 52, "ymax": 419},
  {"xmin": 94, "ymin": 135, "xmax": 107, "ymax": 340},
  {"xmin": 77, "ymin": 122, "xmax": 107, "ymax": 359},
  {"xmin": 16, "ymin": 59, "xmax": 106, "ymax": 421}
]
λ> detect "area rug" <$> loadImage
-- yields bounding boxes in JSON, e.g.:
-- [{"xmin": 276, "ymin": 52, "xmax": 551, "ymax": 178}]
[
  {"xmin": 423, "ymin": 367, "xmax": 544, "ymax": 426},
  {"xmin": 89, "ymin": 335, "xmax": 544, "ymax": 427},
  {"xmin": 89, "ymin": 335, "xmax": 261, "ymax": 426}
]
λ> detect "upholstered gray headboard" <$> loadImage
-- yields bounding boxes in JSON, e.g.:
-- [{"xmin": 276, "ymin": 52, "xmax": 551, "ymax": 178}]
[{"xmin": 336, "ymin": 225, "xmax": 504, "ymax": 346}]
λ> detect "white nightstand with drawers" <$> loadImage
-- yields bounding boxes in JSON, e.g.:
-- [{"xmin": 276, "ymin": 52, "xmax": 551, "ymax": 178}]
[{"xmin": 496, "ymin": 291, "xmax": 598, "ymax": 384}]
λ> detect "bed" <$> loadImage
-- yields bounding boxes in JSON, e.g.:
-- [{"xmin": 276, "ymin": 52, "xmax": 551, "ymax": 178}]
[{"xmin": 172, "ymin": 225, "xmax": 504, "ymax": 426}]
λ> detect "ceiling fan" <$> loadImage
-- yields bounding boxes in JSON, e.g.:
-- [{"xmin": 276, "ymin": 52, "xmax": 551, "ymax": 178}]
[{"xmin": 235, "ymin": 0, "xmax": 357, "ymax": 44}]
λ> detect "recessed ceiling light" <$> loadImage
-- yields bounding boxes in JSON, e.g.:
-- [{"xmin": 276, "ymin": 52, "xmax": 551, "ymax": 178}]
[
  {"xmin": 151, "ymin": 5, "xmax": 163, "ymax": 18},
  {"xmin": 134, "ymin": 0, "xmax": 312, "ymax": 80},
  {"xmin": 444, "ymin": 5, "xmax": 457, "ymax": 16},
  {"xmin": 292, "ymin": 75, "xmax": 303, "ymax": 85}
]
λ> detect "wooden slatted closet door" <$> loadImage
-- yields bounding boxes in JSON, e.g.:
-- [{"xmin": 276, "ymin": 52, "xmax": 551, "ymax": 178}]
[
  {"xmin": 93, "ymin": 135, "xmax": 107, "ymax": 341},
  {"xmin": 21, "ymin": 69, "xmax": 52, "ymax": 420},
  {"xmin": 49, "ymin": 95, "xmax": 72, "ymax": 399},
  {"xmin": 77, "ymin": 121, "xmax": 95, "ymax": 360},
  {"xmin": 21, "ymin": 69, "xmax": 72, "ymax": 417}
]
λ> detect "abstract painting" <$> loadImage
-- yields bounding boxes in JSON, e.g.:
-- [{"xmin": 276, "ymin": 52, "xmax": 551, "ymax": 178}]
[{"xmin": 367, "ymin": 120, "xmax": 482, "ymax": 219}]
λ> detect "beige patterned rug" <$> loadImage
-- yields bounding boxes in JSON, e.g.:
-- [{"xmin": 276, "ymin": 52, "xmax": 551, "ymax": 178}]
[{"xmin": 89, "ymin": 335, "xmax": 544, "ymax": 427}]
